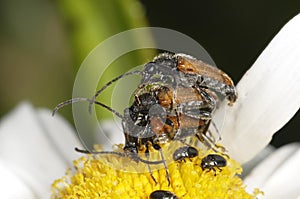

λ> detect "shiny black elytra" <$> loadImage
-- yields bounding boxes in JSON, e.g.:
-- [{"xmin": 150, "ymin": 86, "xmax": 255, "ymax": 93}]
[
  {"xmin": 150, "ymin": 190, "xmax": 178, "ymax": 199},
  {"xmin": 201, "ymin": 154, "xmax": 227, "ymax": 173},
  {"xmin": 173, "ymin": 146, "xmax": 198, "ymax": 162}
]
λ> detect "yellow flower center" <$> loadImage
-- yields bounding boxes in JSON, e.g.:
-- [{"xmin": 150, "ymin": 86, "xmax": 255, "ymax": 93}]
[{"xmin": 51, "ymin": 144, "xmax": 262, "ymax": 199}]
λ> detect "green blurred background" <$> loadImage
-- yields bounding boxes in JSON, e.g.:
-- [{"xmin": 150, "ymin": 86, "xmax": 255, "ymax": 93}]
[{"xmin": 0, "ymin": 0, "xmax": 299, "ymax": 147}]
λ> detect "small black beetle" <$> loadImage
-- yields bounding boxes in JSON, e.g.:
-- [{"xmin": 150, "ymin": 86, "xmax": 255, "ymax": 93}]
[
  {"xmin": 201, "ymin": 154, "xmax": 227, "ymax": 172},
  {"xmin": 173, "ymin": 146, "xmax": 198, "ymax": 162},
  {"xmin": 150, "ymin": 190, "xmax": 178, "ymax": 199}
]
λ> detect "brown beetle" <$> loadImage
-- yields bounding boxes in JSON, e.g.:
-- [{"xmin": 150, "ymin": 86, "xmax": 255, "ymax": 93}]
[
  {"xmin": 140, "ymin": 53, "xmax": 237, "ymax": 106},
  {"xmin": 53, "ymin": 52, "xmax": 237, "ymax": 186},
  {"xmin": 132, "ymin": 83, "xmax": 218, "ymax": 149}
]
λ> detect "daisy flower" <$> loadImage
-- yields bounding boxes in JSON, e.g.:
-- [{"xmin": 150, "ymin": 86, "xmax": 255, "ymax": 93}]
[{"xmin": 0, "ymin": 14, "xmax": 300, "ymax": 198}]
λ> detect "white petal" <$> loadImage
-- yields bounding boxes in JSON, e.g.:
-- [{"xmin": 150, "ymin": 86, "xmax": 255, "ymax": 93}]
[
  {"xmin": 37, "ymin": 107, "xmax": 83, "ymax": 162},
  {"xmin": 218, "ymin": 14, "xmax": 300, "ymax": 163},
  {"xmin": 98, "ymin": 120, "xmax": 124, "ymax": 149},
  {"xmin": 241, "ymin": 145, "xmax": 275, "ymax": 178},
  {"xmin": 0, "ymin": 161, "xmax": 36, "ymax": 199},
  {"xmin": 244, "ymin": 143, "xmax": 300, "ymax": 199},
  {"xmin": 0, "ymin": 102, "xmax": 82, "ymax": 198}
]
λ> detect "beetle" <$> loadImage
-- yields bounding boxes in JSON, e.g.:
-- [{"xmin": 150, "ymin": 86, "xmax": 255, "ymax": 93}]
[
  {"xmin": 53, "ymin": 85, "xmax": 211, "ymax": 185},
  {"xmin": 149, "ymin": 190, "xmax": 178, "ymax": 199},
  {"xmin": 140, "ymin": 53, "xmax": 237, "ymax": 106},
  {"xmin": 53, "ymin": 52, "xmax": 236, "ymax": 185},
  {"xmin": 128, "ymin": 83, "xmax": 219, "ymax": 152},
  {"xmin": 121, "ymin": 84, "xmax": 215, "ymax": 170},
  {"xmin": 54, "ymin": 97, "xmax": 168, "ymax": 185},
  {"xmin": 173, "ymin": 146, "xmax": 198, "ymax": 162},
  {"xmin": 88, "ymin": 52, "xmax": 237, "ymax": 152},
  {"xmin": 89, "ymin": 52, "xmax": 237, "ymax": 109},
  {"xmin": 201, "ymin": 154, "xmax": 227, "ymax": 174}
]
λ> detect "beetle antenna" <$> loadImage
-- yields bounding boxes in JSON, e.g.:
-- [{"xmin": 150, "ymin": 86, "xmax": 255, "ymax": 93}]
[
  {"xmin": 88, "ymin": 70, "xmax": 141, "ymax": 113},
  {"xmin": 52, "ymin": 97, "xmax": 123, "ymax": 119},
  {"xmin": 75, "ymin": 147, "xmax": 126, "ymax": 156},
  {"xmin": 74, "ymin": 147, "xmax": 164, "ymax": 165}
]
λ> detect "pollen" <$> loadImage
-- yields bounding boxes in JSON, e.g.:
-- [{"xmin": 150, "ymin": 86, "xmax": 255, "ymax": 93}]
[{"xmin": 51, "ymin": 145, "xmax": 261, "ymax": 199}]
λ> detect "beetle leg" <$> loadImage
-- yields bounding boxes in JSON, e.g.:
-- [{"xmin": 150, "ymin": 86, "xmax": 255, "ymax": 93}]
[
  {"xmin": 153, "ymin": 143, "xmax": 171, "ymax": 186},
  {"xmin": 145, "ymin": 144, "xmax": 158, "ymax": 185},
  {"xmin": 194, "ymin": 86, "xmax": 216, "ymax": 108},
  {"xmin": 209, "ymin": 120, "xmax": 221, "ymax": 142},
  {"xmin": 177, "ymin": 86, "xmax": 215, "ymax": 120},
  {"xmin": 213, "ymin": 168, "xmax": 217, "ymax": 176},
  {"xmin": 196, "ymin": 132, "xmax": 229, "ymax": 158},
  {"xmin": 195, "ymin": 73, "xmax": 237, "ymax": 106},
  {"xmin": 195, "ymin": 131, "xmax": 216, "ymax": 151}
]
